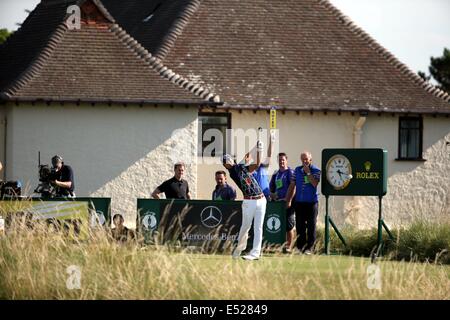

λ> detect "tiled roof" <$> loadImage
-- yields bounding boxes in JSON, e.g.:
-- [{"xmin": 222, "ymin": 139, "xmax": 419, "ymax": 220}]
[
  {"xmin": 0, "ymin": 0, "xmax": 220, "ymax": 105},
  {"xmin": 0, "ymin": 0, "xmax": 67, "ymax": 93},
  {"xmin": 127, "ymin": 0, "xmax": 449, "ymax": 113},
  {"xmin": 2, "ymin": 0, "xmax": 449, "ymax": 113},
  {"xmin": 101, "ymin": 0, "xmax": 201, "ymax": 61}
]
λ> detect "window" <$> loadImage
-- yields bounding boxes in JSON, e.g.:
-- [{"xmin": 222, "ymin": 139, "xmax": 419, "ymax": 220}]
[
  {"xmin": 198, "ymin": 113, "xmax": 231, "ymax": 157},
  {"xmin": 398, "ymin": 117, "xmax": 423, "ymax": 160}
]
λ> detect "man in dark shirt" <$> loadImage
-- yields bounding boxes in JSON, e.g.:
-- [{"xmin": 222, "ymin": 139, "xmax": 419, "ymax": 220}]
[
  {"xmin": 151, "ymin": 162, "xmax": 191, "ymax": 199},
  {"xmin": 223, "ymin": 142, "xmax": 266, "ymax": 261},
  {"xmin": 212, "ymin": 170, "xmax": 237, "ymax": 201},
  {"xmin": 111, "ymin": 214, "xmax": 135, "ymax": 243},
  {"xmin": 50, "ymin": 155, "xmax": 75, "ymax": 197}
]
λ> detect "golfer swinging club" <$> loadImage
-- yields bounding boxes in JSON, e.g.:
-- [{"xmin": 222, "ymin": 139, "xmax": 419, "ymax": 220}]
[{"xmin": 222, "ymin": 140, "xmax": 266, "ymax": 261}]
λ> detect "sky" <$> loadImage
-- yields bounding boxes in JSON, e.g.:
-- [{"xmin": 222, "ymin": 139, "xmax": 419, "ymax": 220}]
[{"xmin": 0, "ymin": 0, "xmax": 449, "ymax": 77}]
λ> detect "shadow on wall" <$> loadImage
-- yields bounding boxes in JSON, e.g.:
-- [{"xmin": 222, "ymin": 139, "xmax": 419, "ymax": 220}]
[
  {"xmin": 7, "ymin": 104, "xmax": 198, "ymax": 225},
  {"xmin": 344, "ymin": 131, "xmax": 450, "ymax": 229}
]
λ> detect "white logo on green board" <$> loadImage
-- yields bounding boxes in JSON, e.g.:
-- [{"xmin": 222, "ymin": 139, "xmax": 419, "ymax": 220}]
[
  {"xmin": 90, "ymin": 211, "xmax": 106, "ymax": 227},
  {"xmin": 142, "ymin": 212, "xmax": 158, "ymax": 230},
  {"xmin": 266, "ymin": 214, "xmax": 281, "ymax": 233},
  {"xmin": 200, "ymin": 206, "xmax": 222, "ymax": 228}
]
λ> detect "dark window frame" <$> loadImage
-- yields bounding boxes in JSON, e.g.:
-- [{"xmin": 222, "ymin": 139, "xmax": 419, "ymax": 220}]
[
  {"xmin": 396, "ymin": 116, "xmax": 425, "ymax": 161},
  {"xmin": 198, "ymin": 112, "xmax": 232, "ymax": 157}
]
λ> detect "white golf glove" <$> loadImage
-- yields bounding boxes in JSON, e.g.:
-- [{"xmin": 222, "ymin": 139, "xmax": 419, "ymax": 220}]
[
  {"xmin": 270, "ymin": 130, "xmax": 276, "ymax": 142},
  {"xmin": 257, "ymin": 140, "xmax": 264, "ymax": 152}
]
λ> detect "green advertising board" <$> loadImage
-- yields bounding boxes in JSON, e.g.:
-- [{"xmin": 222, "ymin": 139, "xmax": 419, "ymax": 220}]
[
  {"xmin": 321, "ymin": 148, "xmax": 387, "ymax": 196},
  {"xmin": 76, "ymin": 197, "xmax": 111, "ymax": 227},
  {"xmin": 137, "ymin": 199, "xmax": 286, "ymax": 248}
]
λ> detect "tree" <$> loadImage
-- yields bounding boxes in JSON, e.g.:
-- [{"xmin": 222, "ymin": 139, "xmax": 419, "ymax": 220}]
[
  {"xmin": 419, "ymin": 48, "xmax": 450, "ymax": 93},
  {"xmin": 0, "ymin": 28, "xmax": 12, "ymax": 45}
]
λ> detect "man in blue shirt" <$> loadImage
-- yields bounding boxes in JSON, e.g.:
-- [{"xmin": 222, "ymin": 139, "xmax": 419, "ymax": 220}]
[
  {"xmin": 269, "ymin": 152, "xmax": 295, "ymax": 252},
  {"xmin": 212, "ymin": 170, "xmax": 237, "ymax": 200},
  {"xmin": 286, "ymin": 151, "xmax": 321, "ymax": 254}
]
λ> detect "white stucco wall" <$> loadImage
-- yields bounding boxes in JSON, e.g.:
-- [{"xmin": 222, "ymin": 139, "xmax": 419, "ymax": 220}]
[
  {"xmin": 197, "ymin": 110, "xmax": 450, "ymax": 229},
  {"xmin": 349, "ymin": 115, "xmax": 450, "ymax": 228},
  {"xmin": 4, "ymin": 103, "xmax": 198, "ymax": 227}
]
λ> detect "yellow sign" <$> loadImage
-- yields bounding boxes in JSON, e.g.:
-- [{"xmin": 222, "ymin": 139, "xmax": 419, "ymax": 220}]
[
  {"xmin": 0, "ymin": 200, "xmax": 90, "ymax": 239},
  {"xmin": 270, "ymin": 107, "xmax": 277, "ymax": 129}
]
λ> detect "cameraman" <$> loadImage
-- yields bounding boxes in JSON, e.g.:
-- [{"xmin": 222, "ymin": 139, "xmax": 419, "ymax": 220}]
[{"xmin": 50, "ymin": 155, "xmax": 75, "ymax": 198}]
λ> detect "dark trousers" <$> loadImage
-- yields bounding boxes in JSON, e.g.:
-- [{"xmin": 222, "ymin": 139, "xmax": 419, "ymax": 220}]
[{"xmin": 294, "ymin": 202, "xmax": 318, "ymax": 251}]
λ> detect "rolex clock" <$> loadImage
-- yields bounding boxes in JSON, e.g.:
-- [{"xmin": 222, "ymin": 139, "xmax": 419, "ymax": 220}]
[
  {"xmin": 325, "ymin": 154, "xmax": 353, "ymax": 190},
  {"xmin": 321, "ymin": 149, "xmax": 387, "ymax": 196}
]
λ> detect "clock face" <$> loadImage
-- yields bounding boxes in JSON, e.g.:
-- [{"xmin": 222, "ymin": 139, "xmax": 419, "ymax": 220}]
[{"xmin": 326, "ymin": 154, "xmax": 352, "ymax": 190}]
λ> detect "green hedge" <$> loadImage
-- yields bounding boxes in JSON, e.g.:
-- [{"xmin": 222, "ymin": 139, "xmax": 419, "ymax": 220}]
[{"xmin": 314, "ymin": 220, "xmax": 450, "ymax": 264}]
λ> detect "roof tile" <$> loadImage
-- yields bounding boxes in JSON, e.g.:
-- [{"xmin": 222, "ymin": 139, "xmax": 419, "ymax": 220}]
[{"xmin": 0, "ymin": 0, "xmax": 220, "ymax": 105}]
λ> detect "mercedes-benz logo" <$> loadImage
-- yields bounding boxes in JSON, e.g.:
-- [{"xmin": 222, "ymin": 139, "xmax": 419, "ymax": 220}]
[{"xmin": 200, "ymin": 206, "xmax": 222, "ymax": 228}]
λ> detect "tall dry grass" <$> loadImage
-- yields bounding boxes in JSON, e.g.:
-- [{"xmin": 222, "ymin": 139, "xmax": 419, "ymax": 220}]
[
  {"xmin": 0, "ymin": 218, "xmax": 449, "ymax": 300},
  {"xmin": 315, "ymin": 219, "xmax": 450, "ymax": 264}
]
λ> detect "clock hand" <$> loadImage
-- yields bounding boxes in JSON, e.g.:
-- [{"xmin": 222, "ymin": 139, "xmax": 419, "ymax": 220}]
[
  {"xmin": 338, "ymin": 170, "xmax": 353, "ymax": 180},
  {"xmin": 336, "ymin": 170, "xmax": 344, "ymax": 181}
]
